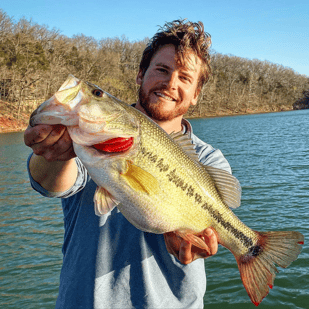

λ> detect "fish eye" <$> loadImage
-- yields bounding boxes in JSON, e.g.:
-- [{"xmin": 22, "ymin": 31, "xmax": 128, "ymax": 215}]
[{"xmin": 92, "ymin": 89, "xmax": 104, "ymax": 97}]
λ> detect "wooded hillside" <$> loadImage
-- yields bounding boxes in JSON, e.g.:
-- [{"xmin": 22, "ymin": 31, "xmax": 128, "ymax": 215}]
[{"xmin": 1, "ymin": 9, "xmax": 308, "ymax": 121}]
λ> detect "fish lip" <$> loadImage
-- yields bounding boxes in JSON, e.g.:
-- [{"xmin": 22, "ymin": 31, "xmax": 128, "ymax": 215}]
[
  {"xmin": 154, "ymin": 91, "xmax": 177, "ymax": 102},
  {"xmin": 79, "ymin": 116, "xmax": 106, "ymax": 124},
  {"xmin": 29, "ymin": 109, "xmax": 38, "ymax": 127},
  {"xmin": 79, "ymin": 111, "xmax": 122, "ymax": 124}
]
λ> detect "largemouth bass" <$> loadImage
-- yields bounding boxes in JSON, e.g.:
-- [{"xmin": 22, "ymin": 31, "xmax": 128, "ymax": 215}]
[{"xmin": 30, "ymin": 75, "xmax": 304, "ymax": 306}]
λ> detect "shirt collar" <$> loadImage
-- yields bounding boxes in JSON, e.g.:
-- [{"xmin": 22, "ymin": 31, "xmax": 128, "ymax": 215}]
[{"xmin": 181, "ymin": 118, "xmax": 193, "ymax": 137}]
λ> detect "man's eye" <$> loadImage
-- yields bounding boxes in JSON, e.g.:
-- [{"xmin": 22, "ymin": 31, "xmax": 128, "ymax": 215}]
[
  {"xmin": 92, "ymin": 89, "xmax": 104, "ymax": 97},
  {"xmin": 181, "ymin": 76, "xmax": 191, "ymax": 83}
]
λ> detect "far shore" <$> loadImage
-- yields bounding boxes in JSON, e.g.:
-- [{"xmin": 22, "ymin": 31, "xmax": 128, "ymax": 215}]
[{"xmin": 0, "ymin": 106, "xmax": 295, "ymax": 135}]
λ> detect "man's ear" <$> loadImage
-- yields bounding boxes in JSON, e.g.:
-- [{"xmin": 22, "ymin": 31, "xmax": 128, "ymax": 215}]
[
  {"xmin": 136, "ymin": 69, "xmax": 144, "ymax": 85},
  {"xmin": 191, "ymin": 88, "xmax": 201, "ymax": 106}
]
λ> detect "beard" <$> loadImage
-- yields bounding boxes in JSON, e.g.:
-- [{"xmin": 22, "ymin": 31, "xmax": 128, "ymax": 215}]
[{"xmin": 138, "ymin": 84, "xmax": 191, "ymax": 121}]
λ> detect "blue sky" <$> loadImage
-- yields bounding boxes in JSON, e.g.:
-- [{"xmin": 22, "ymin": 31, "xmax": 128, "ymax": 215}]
[{"xmin": 1, "ymin": 0, "xmax": 308, "ymax": 76}]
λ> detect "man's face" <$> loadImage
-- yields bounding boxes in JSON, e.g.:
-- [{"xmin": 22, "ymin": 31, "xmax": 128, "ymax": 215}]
[{"xmin": 136, "ymin": 44, "xmax": 201, "ymax": 121}]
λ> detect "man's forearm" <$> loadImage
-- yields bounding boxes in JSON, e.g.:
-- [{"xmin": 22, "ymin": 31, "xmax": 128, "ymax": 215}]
[{"xmin": 29, "ymin": 154, "xmax": 78, "ymax": 192}]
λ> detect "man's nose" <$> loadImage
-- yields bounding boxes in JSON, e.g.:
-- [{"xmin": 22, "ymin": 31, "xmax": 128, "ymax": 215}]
[{"xmin": 164, "ymin": 71, "xmax": 178, "ymax": 89}]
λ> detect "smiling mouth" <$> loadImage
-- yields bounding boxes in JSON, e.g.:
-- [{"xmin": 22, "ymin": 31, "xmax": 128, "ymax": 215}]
[{"xmin": 154, "ymin": 92, "xmax": 176, "ymax": 101}]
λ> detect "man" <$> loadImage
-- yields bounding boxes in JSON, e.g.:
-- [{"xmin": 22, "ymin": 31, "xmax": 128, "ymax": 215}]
[{"xmin": 25, "ymin": 20, "xmax": 231, "ymax": 308}]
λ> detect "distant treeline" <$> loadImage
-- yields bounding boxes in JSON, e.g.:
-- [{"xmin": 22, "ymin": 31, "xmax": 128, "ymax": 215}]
[{"xmin": 1, "ymin": 9, "xmax": 309, "ymax": 119}]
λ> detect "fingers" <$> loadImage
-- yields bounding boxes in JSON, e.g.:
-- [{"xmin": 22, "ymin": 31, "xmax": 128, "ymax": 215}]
[
  {"xmin": 203, "ymin": 228, "xmax": 218, "ymax": 256},
  {"xmin": 179, "ymin": 241, "xmax": 193, "ymax": 265},
  {"xmin": 164, "ymin": 232, "xmax": 208, "ymax": 265},
  {"xmin": 54, "ymin": 144, "xmax": 76, "ymax": 161},
  {"xmin": 163, "ymin": 232, "xmax": 180, "ymax": 257},
  {"xmin": 24, "ymin": 124, "xmax": 54, "ymax": 147},
  {"xmin": 32, "ymin": 126, "xmax": 70, "ymax": 160},
  {"xmin": 24, "ymin": 124, "xmax": 75, "ymax": 162},
  {"xmin": 164, "ymin": 228, "xmax": 219, "ymax": 265},
  {"xmin": 164, "ymin": 233, "xmax": 194, "ymax": 265}
]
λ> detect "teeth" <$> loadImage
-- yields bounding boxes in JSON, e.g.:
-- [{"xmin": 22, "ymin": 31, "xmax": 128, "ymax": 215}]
[{"xmin": 156, "ymin": 92, "xmax": 174, "ymax": 101}]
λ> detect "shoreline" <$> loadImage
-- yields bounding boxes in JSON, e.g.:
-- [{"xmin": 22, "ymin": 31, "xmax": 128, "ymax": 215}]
[
  {"xmin": 0, "ymin": 116, "xmax": 29, "ymax": 134},
  {"xmin": 0, "ymin": 108, "xmax": 293, "ymax": 134},
  {"xmin": 0, "ymin": 107, "xmax": 294, "ymax": 134}
]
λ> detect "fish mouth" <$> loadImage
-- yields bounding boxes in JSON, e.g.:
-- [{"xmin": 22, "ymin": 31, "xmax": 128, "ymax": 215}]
[
  {"xmin": 79, "ymin": 116, "xmax": 106, "ymax": 125},
  {"xmin": 78, "ymin": 112, "xmax": 123, "ymax": 134},
  {"xmin": 79, "ymin": 111, "xmax": 121, "ymax": 125},
  {"xmin": 92, "ymin": 137, "xmax": 134, "ymax": 153},
  {"xmin": 29, "ymin": 109, "xmax": 38, "ymax": 127}
]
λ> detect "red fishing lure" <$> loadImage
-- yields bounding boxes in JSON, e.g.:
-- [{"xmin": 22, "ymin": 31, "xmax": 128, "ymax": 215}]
[{"xmin": 93, "ymin": 137, "xmax": 134, "ymax": 153}]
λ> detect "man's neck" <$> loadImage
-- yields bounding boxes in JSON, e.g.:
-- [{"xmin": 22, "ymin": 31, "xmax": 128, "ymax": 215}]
[{"xmin": 134, "ymin": 102, "xmax": 183, "ymax": 134}]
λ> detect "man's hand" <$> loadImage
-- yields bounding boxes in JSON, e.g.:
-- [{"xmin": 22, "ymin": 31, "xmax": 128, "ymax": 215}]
[
  {"xmin": 164, "ymin": 228, "xmax": 218, "ymax": 264},
  {"xmin": 24, "ymin": 124, "xmax": 75, "ymax": 162},
  {"xmin": 24, "ymin": 124, "xmax": 78, "ymax": 192}
]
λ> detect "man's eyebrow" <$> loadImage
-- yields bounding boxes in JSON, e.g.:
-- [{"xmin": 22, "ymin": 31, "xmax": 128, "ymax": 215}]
[
  {"xmin": 180, "ymin": 70, "xmax": 194, "ymax": 77},
  {"xmin": 155, "ymin": 62, "xmax": 171, "ymax": 69},
  {"xmin": 155, "ymin": 62, "xmax": 195, "ymax": 75}
]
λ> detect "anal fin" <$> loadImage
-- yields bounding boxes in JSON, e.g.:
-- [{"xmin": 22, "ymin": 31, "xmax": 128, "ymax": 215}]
[{"xmin": 175, "ymin": 230, "xmax": 209, "ymax": 251}]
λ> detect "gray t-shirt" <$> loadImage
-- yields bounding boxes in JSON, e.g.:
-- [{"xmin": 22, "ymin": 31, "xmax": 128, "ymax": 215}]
[{"xmin": 28, "ymin": 119, "xmax": 231, "ymax": 309}]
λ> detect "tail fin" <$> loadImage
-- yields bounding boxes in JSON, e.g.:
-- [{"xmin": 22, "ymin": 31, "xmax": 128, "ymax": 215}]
[{"xmin": 235, "ymin": 231, "xmax": 304, "ymax": 306}]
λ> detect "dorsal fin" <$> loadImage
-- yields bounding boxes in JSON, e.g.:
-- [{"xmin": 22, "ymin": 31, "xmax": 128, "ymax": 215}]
[
  {"xmin": 204, "ymin": 165, "xmax": 242, "ymax": 209},
  {"xmin": 170, "ymin": 131, "xmax": 199, "ymax": 161}
]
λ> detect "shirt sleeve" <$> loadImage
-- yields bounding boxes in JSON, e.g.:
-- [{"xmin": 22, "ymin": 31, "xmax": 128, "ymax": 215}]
[
  {"xmin": 191, "ymin": 134, "xmax": 232, "ymax": 174},
  {"xmin": 27, "ymin": 153, "xmax": 88, "ymax": 198}
]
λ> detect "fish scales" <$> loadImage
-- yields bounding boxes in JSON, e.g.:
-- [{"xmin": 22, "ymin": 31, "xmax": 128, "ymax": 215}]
[
  {"xmin": 125, "ymin": 105, "xmax": 259, "ymax": 256},
  {"xmin": 29, "ymin": 75, "xmax": 304, "ymax": 306}
]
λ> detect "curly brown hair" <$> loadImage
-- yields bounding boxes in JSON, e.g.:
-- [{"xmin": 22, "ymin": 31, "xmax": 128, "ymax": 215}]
[{"xmin": 139, "ymin": 19, "xmax": 212, "ymax": 92}]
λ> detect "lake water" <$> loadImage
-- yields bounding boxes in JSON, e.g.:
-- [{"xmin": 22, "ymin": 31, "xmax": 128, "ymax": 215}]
[{"xmin": 0, "ymin": 110, "xmax": 308, "ymax": 308}]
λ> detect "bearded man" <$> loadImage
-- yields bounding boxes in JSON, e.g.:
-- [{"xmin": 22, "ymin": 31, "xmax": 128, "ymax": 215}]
[{"xmin": 25, "ymin": 19, "xmax": 231, "ymax": 309}]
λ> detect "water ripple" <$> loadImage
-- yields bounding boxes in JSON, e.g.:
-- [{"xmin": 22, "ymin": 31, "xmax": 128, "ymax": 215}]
[{"xmin": 191, "ymin": 110, "xmax": 309, "ymax": 308}]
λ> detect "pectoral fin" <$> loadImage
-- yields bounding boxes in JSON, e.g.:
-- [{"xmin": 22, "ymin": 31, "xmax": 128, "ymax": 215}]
[
  {"xmin": 121, "ymin": 161, "xmax": 160, "ymax": 195},
  {"xmin": 94, "ymin": 186, "xmax": 119, "ymax": 216}
]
